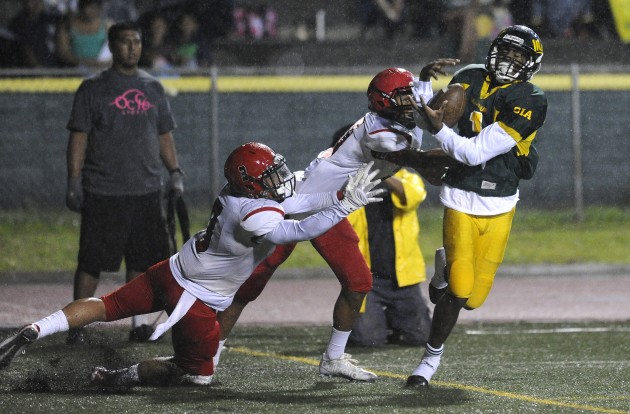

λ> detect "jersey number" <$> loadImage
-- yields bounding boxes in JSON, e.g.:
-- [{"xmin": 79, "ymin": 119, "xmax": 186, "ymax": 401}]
[
  {"xmin": 196, "ymin": 198, "xmax": 224, "ymax": 252},
  {"xmin": 469, "ymin": 111, "xmax": 483, "ymax": 134}
]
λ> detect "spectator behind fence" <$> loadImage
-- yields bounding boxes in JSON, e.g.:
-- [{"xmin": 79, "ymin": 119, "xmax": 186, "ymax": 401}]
[
  {"xmin": 64, "ymin": 21, "xmax": 184, "ymax": 345},
  {"xmin": 0, "ymin": 28, "xmax": 30, "ymax": 68},
  {"xmin": 138, "ymin": 13, "xmax": 172, "ymax": 70},
  {"xmin": 102, "ymin": 0, "xmax": 138, "ymax": 22},
  {"xmin": 359, "ymin": 0, "xmax": 406, "ymax": 40},
  {"xmin": 8, "ymin": 0, "xmax": 62, "ymax": 67},
  {"xmin": 166, "ymin": 12, "xmax": 200, "ymax": 68},
  {"xmin": 232, "ymin": 4, "xmax": 277, "ymax": 40},
  {"xmin": 56, "ymin": 0, "xmax": 113, "ymax": 68}
]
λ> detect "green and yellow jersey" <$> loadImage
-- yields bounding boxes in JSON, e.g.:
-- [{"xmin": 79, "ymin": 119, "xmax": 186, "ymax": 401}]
[{"xmin": 443, "ymin": 64, "xmax": 548, "ymax": 197}]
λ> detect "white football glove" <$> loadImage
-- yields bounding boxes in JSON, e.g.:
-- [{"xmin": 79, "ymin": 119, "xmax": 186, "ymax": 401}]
[{"xmin": 340, "ymin": 161, "xmax": 386, "ymax": 213}]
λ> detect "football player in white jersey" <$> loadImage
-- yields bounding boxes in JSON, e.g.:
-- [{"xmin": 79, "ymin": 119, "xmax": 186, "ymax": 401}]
[
  {"xmin": 0, "ymin": 142, "xmax": 384, "ymax": 387},
  {"xmin": 217, "ymin": 60, "xmax": 458, "ymax": 382}
]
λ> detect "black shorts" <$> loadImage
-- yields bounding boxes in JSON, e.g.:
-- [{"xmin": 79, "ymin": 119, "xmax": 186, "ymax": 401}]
[{"xmin": 78, "ymin": 191, "xmax": 170, "ymax": 275}]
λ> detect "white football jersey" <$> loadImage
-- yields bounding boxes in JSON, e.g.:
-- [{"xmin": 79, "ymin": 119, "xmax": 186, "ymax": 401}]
[
  {"xmin": 298, "ymin": 113, "xmax": 423, "ymax": 194},
  {"xmin": 170, "ymin": 186, "xmax": 344, "ymax": 310}
]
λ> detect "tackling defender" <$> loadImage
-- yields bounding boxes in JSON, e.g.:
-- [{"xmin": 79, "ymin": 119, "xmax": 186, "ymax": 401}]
[
  {"xmin": 216, "ymin": 61, "xmax": 459, "ymax": 381},
  {"xmin": 0, "ymin": 143, "xmax": 383, "ymax": 387},
  {"xmin": 376, "ymin": 25, "xmax": 548, "ymax": 387}
]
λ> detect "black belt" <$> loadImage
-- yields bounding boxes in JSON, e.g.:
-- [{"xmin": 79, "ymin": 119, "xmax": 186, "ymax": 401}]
[{"xmin": 372, "ymin": 272, "xmax": 394, "ymax": 280}]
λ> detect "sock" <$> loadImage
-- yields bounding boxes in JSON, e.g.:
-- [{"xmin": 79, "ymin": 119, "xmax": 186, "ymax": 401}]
[
  {"xmin": 132, "ymin": 314, "xmax": 148, "ymax": 328},
  {"xmin": 424, "ymin": 343, "xmax": 444, "ymax": 358},
  {"xmin": 34, "ymin": 310, "xmax": 69, "ymax": 339},
  {"xmin": 213, "ymin": 339, "xmax": 226, "ymax": 369},
  {"xmin": 325, "ymin": 327, "xmax": 350, "ymax": 360}
]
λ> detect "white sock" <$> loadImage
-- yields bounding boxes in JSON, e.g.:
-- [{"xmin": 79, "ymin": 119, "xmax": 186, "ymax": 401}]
[
  {"xmin": 34, "ymin": 310, "xmax": 69, "ymax": 339},
  {"xmin": 325, "ymin": 327, "xmax": 350, "ymax": 360},
  {"xmin": 213, "ymin": 339, "xmax": 226, "ymax": 369},
  {"xmin": 132, "ymin": 314, "xmax": 148, "ymax": 328}
]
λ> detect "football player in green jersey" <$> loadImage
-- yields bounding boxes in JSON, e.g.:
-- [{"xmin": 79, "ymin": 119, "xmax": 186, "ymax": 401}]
[{"xmin": 374, "ymin": 25, "xmax": 548, "ymax": 387}]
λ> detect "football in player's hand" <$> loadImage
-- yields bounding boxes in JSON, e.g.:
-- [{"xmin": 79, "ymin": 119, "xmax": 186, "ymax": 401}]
[{"xmin": 427, "ymin": 83, "xmax": 465, "ymax": 127}]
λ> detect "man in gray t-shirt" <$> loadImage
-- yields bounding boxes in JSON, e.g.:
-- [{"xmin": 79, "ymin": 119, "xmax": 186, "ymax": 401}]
[{"xmin": 65, "ymin": 21, "xmax": 184, "ymax": 344}]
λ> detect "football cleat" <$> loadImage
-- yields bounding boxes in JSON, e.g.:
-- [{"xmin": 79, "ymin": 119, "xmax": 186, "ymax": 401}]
[
  {"xmin": 0, "ymin": 324, "xmax": 39, "ymax": 369},
  {"xmin": 319, "ymin": 353, "xmax": 377, "ymax": 382},
  {"xmin": 90, "ymin": 366, "xmax": 119, "ymax": 385},
  {"xmin": 90, "ymin": 366, "xmax": 136, "ymax": 390},
  {"xmin": 406, "ymin": 375, "xmax": 429, "ymax": 387}
]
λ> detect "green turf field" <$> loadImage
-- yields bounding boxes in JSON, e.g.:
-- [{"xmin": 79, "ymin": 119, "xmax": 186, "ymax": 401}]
[
  {"xmin": 3, "ymin": 207, "xmax": 630, "ymax": 272},
  {"xmin": 0, "ymin": 323, "xmax": 628, "ymax": 413}
]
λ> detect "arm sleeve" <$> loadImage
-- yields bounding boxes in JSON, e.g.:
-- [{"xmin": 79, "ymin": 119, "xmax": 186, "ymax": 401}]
[
  {"xmin": 434, "ymin": 122, "xmax": 516, "ymax": 166},
  {"xmin": 261, "ymin": 202, "xmax": 348, "ymax": 245},
  {"xmin": 280, "ymin": 191, "xmax": 339, "ymax": 215}
]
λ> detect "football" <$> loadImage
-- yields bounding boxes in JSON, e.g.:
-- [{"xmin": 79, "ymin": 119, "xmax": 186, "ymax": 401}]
[{"xmin": 427, "ymin": 83, "xmax": 466, "ymax": 127}]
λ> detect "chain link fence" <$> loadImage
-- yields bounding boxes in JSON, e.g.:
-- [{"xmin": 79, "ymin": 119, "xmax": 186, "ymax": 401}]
[{"xmin": 1, "ymin": 65, "xmax": 629, "ymax": 212}]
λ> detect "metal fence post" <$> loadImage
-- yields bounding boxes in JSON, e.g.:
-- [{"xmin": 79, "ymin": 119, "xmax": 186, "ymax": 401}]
[
  {"xmin": 210, "ymin": 66, "xmax": 220, "ymax": 205},
  {"xmin": 571, "ymin": 63, "xmax": 584, "ymax": 222}
]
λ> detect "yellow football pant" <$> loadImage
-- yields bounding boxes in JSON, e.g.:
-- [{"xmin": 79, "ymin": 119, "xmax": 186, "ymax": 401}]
[{"xmin": 442, "ymin": 207, "xmax": 515, "ymax": 309}]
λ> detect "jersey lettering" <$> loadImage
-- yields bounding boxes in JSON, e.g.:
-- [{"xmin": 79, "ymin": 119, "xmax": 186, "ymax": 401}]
[{"xmin": 514, "ymin": 106, "xmax": 532, "ymax": 120}]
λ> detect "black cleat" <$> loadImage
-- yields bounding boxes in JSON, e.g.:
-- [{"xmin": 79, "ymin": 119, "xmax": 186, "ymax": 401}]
[
  {"xmin": 428, "ymin": 284, "xmax": 447, "ymax": 304},
  {"xmin": 0, "ymin": 325, "xmax": 39, "ymax": 369},
  {"xmin": 128, "ymin": 324, "xmax": 155, "ymax": 342},
  {"xmin": 406, "ymin": 375, "xmax": 429, "ymax": 387}
]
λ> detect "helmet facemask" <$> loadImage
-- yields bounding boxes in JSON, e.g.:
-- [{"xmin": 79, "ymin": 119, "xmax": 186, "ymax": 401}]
[
  {"xmin": 391, "ymin": 90, "xmax": 417, "ymax": 128},
  {"xmin": 372, "ymin": 87, "xmax": 416, "ymax": 128},
  {"xmin": 258, "ymin": 154, "xmax": 295, "ymax": 201},
  {"xmin": 489, "ymin": 45, "xmax": 534, "ymax": 84}
]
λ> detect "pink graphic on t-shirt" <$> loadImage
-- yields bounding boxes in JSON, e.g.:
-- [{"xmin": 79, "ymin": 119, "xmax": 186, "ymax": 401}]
[{"xmin": 109, "ymin": 89, "xmax": 155, "ymax": 115}]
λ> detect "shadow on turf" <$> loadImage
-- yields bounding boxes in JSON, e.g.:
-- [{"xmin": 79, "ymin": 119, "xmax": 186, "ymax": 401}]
[{"xmin": 140, "ymin": 381, "xmax": 471, "ymax": 410}]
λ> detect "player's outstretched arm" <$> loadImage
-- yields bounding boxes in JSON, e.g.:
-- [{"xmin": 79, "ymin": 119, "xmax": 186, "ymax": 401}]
[{"xmin": 262, "ymin": 162, "xmax": 384, "ymax": 245}]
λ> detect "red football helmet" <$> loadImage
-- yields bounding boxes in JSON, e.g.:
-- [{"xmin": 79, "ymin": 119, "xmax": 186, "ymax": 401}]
[
  {"xmin": 224, "ymin": 142, "xmax": 295, "ymax": 201},
  {"xmin": 367, "ymin": 67, "xmax": 416, "ymax": 128}
]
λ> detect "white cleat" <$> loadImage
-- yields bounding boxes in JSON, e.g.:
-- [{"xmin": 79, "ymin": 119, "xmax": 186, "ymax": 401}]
[
  {"xmin": 0, "ymin": 325, "xmax": 39, "ymax": 369},
  {"xmin": 319, "ymin": 353, "xmax": 377, "ymax": 382},
  {"xmin": 407, "ymin": 353, "xmax": 441, "ymax": 387}
]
